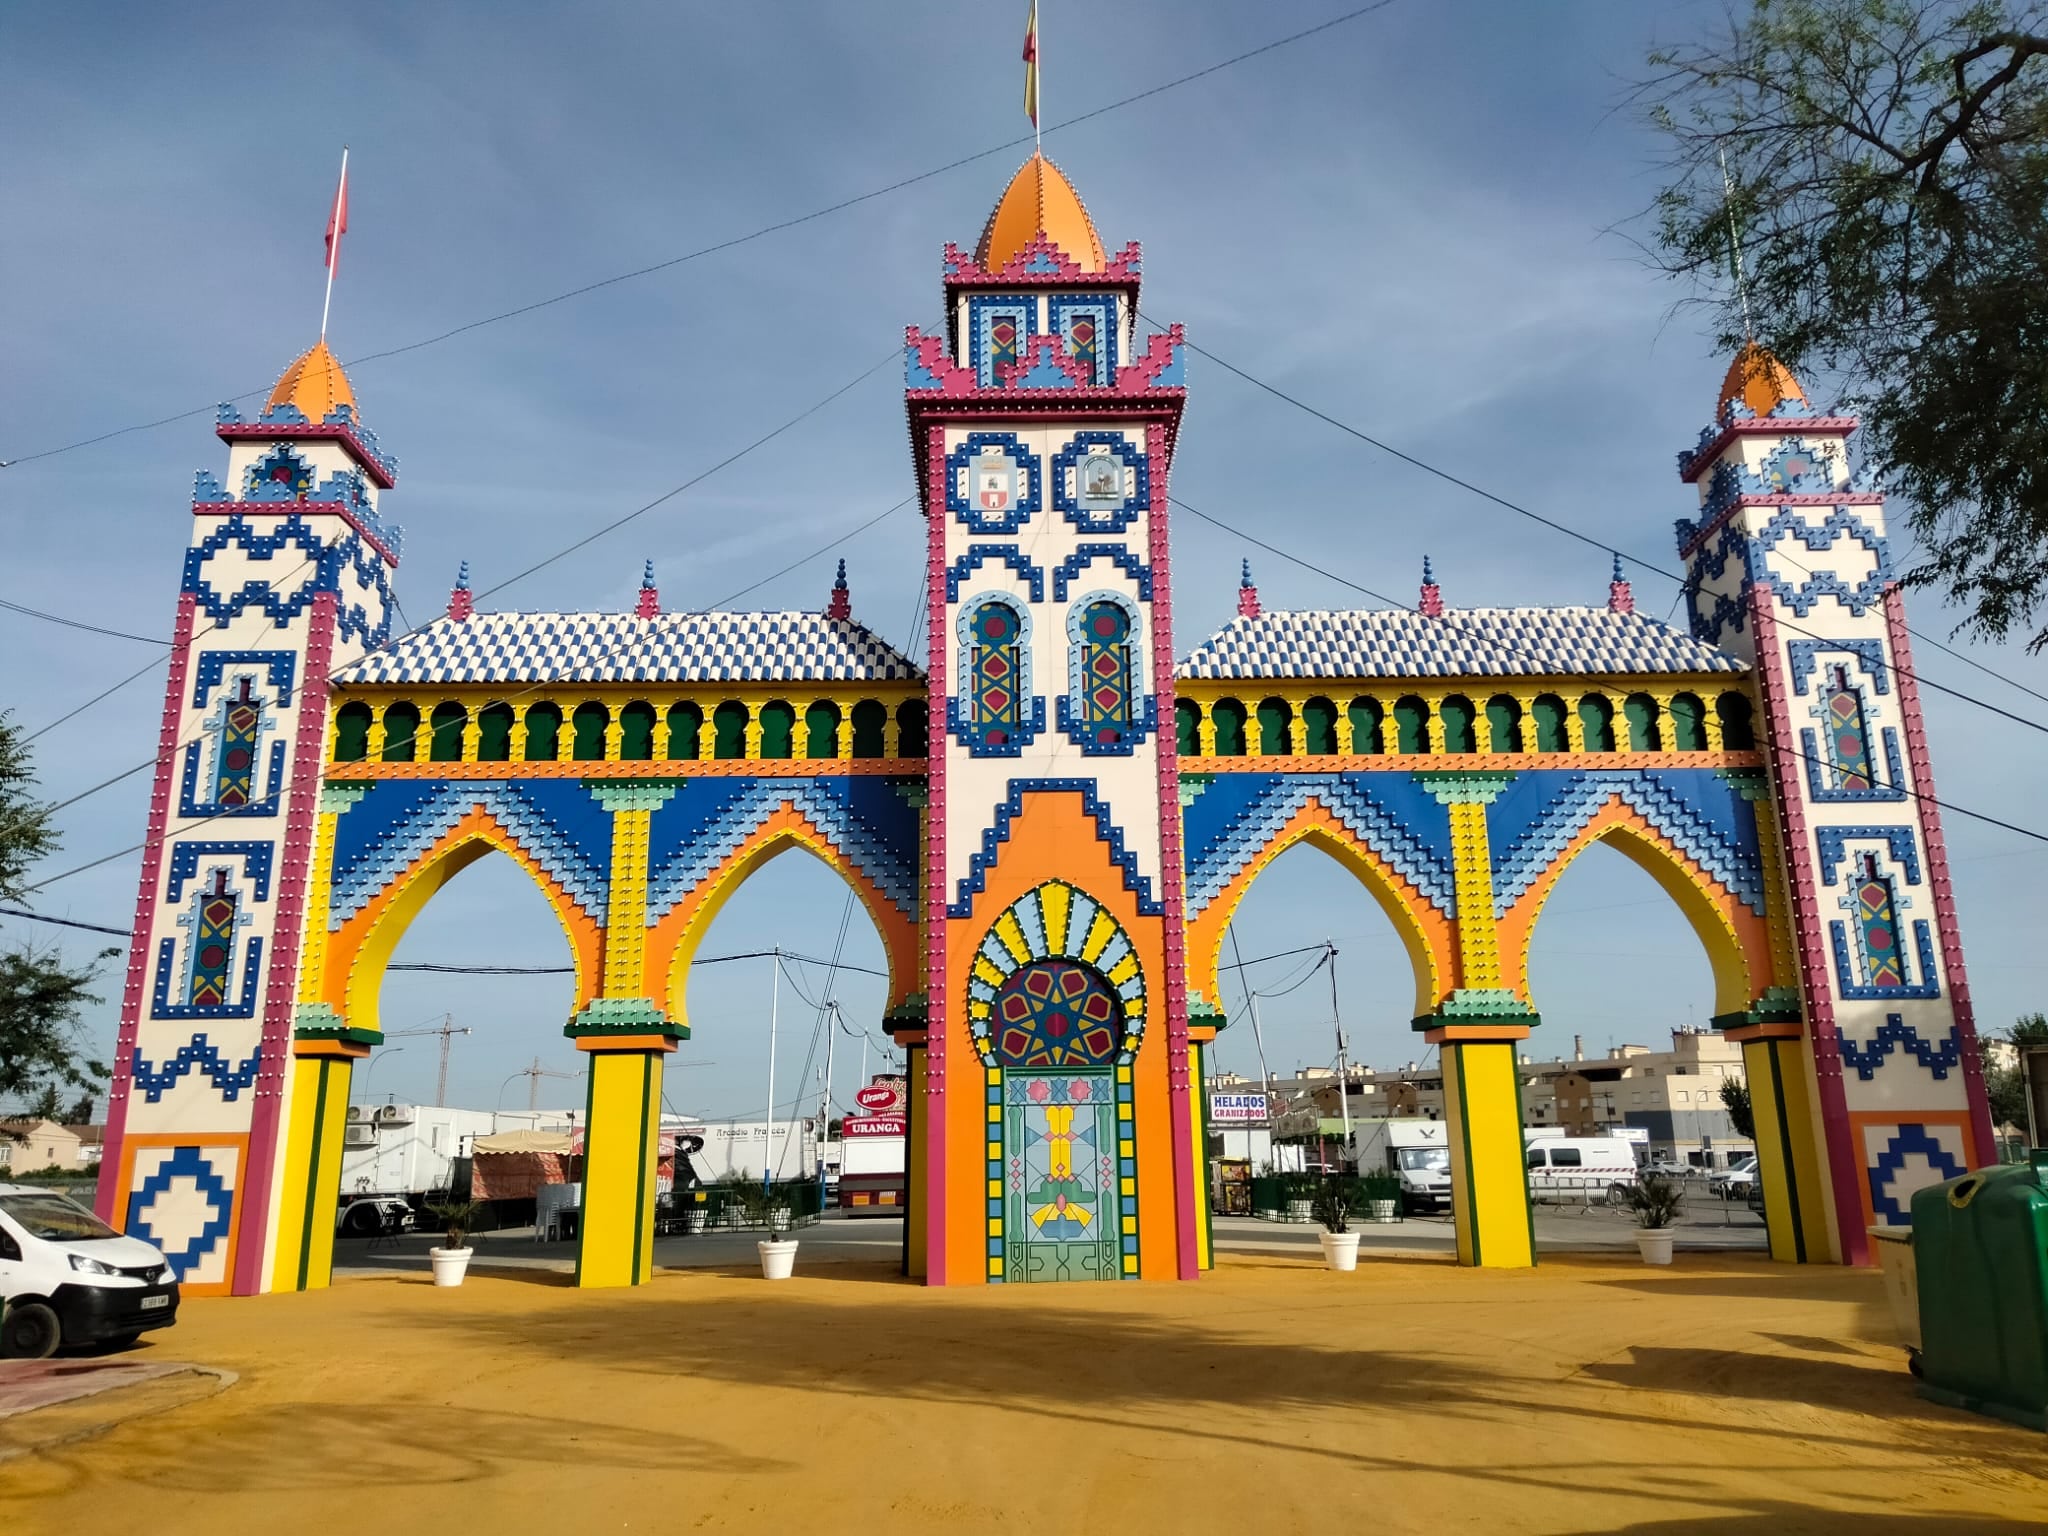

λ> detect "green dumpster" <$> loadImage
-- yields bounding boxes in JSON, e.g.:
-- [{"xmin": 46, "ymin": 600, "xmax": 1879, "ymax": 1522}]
[{"xmin": 1910, "ymin": 1150, "xmax": 2048, "ymax": 1430}]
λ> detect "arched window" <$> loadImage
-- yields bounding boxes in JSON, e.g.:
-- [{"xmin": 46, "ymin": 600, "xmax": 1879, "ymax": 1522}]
[
  {"xmin": 713, "ymin": 701, "xmax": 749, "ymax": 759},
  {"xmin": 572, "ymin": 702, "xmax": 609, "ymax": 761},
  {"xmin": 896, "ymin": 698, "xmax": 928, "ymax": 758},
  {"xmin": 1392, "ymin": 695, "xmax": 1430, "ymax": 755},
  {"xmin": 1441, "ymin": 695, "xmax": 1477, "ymax": 754},
  {"xmin": 476, "ymin": 703, "xmax": 515, "ymax": 762},
  {"xmin": 1669, "ymin": 693, "xmax": 1708, "ymax": 752},
  {"xmin": 381, "ymin": 701, "xmax": 420, "ymax": 763},
  {"xmin": 209, "ymin": 676, "xmax": 266, "ymax": 804},
  {"xmin": 955, "ymin": 596, "xmax": 1038, "ymax": 753},
  {"xmin": 619, "ymin": 701, "xmax": 657, "ymax": 761},
  {"xmin": 759, "ymin": 701, "xmax": 796, "ymax": 760},
  {"xmin": 428, "ymin": 702, "xmax": 467, "ymax": 762},
  {"xmin": 1302, "ymin": 697, "xmax": 1339, "ymax": 755},
  {"xmin": 1717, "ymin": 692, "xmax": 1756, "ymax": 751},
  {"xmin": 1063, "ymin": 596, "xmax": 1140, "ymax": 750},
  {"xmin": 665, "ymin": 701, "xmax": 703, "ymax": 761},
  {"xmin": 805, "ymin": 700, "xmax": 840, "ymax": 760},
  {"xmin": 1624, "ymin": 693, "xmax": 1661, "ymax": 752},
  {"xmin": 1348, "ymin": 697, "xmax": 1384, "ymax": 755},
  {"xmin": 1579, "ymin": 694, "xmax": 1617, "ymax": 753},
  {"xmin": 523, "ymin": 703, "xmax": 562, "ymax": 761},
  {"xmin": 1256, "ymin": 698, "xmax": 1293, "ymax": 756},
  {"xmin": 1531, "ymin": 694, "xmax": 1568, "ymax": 753},
  {"xmin": 333, "ymin": 701, "xmax": 373, "ymax": 762},
  {"xmin": 850, "ymin": 700, "xmax": 888, "ymax": 758},
  {"xmin": 1212, "ymin": 698, "xmax": 1248, "ymax": 756},
  {"xmin": 1175, "ymin": 699, "xmax": 1201, "ymax": 755},
  {"xmin": 1822, "ymin": 666, "xmax": 1874, "ymax": 790},
  {"xmin": 1486, "ymin": 695, "xmax": 1522, "ymax": 753}
]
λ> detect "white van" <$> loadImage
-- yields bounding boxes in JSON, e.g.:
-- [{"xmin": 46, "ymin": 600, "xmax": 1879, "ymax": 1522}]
[
  {"xmin": 1351, "ymin": 1119, "xmax": 1453, "ymax": 1212},
  {"xmin": 1524, "ymin": 1139, "xmax": 1640, "ymax": 1202},
  {"xmin": 0, "ymin": 1184, "xmax": 180, "ymax": 1358}
]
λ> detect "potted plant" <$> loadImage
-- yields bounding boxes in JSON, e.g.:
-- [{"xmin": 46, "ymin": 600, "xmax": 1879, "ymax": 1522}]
[
  {"xmin": 1619, "ymin": 1174, "xmax": 1685, "ymax": 1264},
  {"xmin": 425, "ymin": 1199, "xmax": 485, "ymax": 1287},
  {"xmin": 1285, "ymin": 1174, "xmax": 1316, "ymax": 1225},
  {"xmin": 1311, "ymin": 1184, "xmax": 1360, "ymax": 1271},
  {"xmin": 1358, "ymin": 1171, "xmax": 1402, "ymax": 1223},
  {"xmin": 758, "ymin": 1217, "xmax": 799, "ymax": 1279}
]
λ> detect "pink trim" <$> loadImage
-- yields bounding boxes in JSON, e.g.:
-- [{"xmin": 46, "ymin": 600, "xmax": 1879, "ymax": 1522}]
[
  {"xmin": 232, "ymin": 589, "xmax": 337, "ymax": 1294},
  {"xmin": 1751, "ymin": 595, "xmax": 1868, "ymax": 1265},
  {"xmin": 1883, "ymin": 589, "xmax": 1997, "ymax": 1165},
  {"xmin": 192, "ymin": 501, "xmax": 399, "ymax": 568},
  {"xmin": 994, "ymin": 333, "xmax": 1093, "ymax": 390},
  {"xmin": 1148, "ymin": 421, "xmax": 1200, "ymax": 1280},
  {"xmin": 922, "ymin": 422, "xmax": 950, "ymax": 1285},
  {"xmin": 940, "ymin": 237, "xmax": 1143, "ymax": 287},
  {"xmin": 98, "ymin": 596, "xmax": 198, "ymax": 1223},
  {"xmin": 1679, "ymin": 415, "xmax": 1860, "ymax": 483},
  {"xmin": 215, "ymin": 421, "xmax": 396, "ymax": 488},
  {"xmin": 904, "ymin": 324, "xmax": 1186, "ymax": 402}
]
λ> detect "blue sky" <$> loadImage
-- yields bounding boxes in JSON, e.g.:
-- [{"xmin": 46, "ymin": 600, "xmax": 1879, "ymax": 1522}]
[{"xmin": 4, "ymin": 2, "xmax": 2043, "ymax": 1122}]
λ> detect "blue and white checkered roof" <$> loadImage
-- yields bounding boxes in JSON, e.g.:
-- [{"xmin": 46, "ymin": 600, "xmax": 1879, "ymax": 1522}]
[
  {"xmin": 333, "ymin": 611, "xmax": 923, "ymax": 686},
  {"xmin": 1176, "ymin": 607, "xmax": 1743, "ymax": 680}
]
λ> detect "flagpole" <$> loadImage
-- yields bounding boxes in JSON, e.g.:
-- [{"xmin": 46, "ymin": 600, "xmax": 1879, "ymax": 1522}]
[
  {"xmin": 1035, "ymin": 2, "xmax": 1043, "ymax": 154},
  {"xmin": 320, "ymin": 146, "xmax": 349, "ymax": 340}
]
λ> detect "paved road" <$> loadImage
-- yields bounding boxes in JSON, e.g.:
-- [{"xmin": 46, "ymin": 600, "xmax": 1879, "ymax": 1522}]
[{"xmin": 336, "ymin": 1194, "xmax": 1763, "ymax": 1279}]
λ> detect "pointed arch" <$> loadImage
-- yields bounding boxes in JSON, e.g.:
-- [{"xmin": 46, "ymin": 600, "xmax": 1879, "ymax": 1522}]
[
  {"xmin": 1497, "ymin": 796, "xmax": 1774, "ymax": 1018},
  {"xmin": 1185, "ymin": 797, "xmax": 1452, "ymax": 1024},
  {"xmin": 323, "ymin": 806, "xmax": 604, "ymax": 1040},
  {"xmin": 643, "ymin": 802, "xmax": 917, "ymax": 1037}
]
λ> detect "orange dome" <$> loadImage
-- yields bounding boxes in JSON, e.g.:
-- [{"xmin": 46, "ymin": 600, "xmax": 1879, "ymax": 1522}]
[
  {"xmin": 1718, "ymin": 341, "xmax": 1806, "ymax": 419},
  {"xmin": 266, "ymin": 339, "xmax": 356, "ymax": 421},
  {"xmin": 975, "ymin": 152, "xmax": 1106, "ymax": 273}
]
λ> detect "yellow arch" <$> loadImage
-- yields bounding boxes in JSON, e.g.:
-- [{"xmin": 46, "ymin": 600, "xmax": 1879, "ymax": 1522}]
[
  {"xmin": 645, "ymin": 803, "xmax": 917, "ymax": 1037},
  {"xmin": 1498, "ymin": 800, "xmax": 1768, "ymax": 1019},
  {"xmin": 1188, "ymin": 799, "xmax": 1451, "ymax": 1025},
  {"xmin": 324, "ymin": 807, "xmax": 603, "ymax": 1040}
]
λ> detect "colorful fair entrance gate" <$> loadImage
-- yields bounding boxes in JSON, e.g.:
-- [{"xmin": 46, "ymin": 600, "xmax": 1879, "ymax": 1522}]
[{"xmin": 100, "ymin": 152, "xmax": 1993, "ymax": 1295}]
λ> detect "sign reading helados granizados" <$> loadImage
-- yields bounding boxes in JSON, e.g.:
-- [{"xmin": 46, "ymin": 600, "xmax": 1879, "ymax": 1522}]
[{"xmin": 1208, "ymin": 1091, "xmax": 1270, "ymax": 1124}]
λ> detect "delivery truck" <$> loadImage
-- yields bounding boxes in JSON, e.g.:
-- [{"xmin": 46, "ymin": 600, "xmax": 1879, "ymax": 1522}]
[{"xmin": 1349, "ymin": 1118, "xmax": 1453, "ymax": 1213}]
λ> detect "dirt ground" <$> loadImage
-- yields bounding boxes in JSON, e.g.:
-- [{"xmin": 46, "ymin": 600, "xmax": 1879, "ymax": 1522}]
[{"xmin": 2, "ymin": 1251, "xmax": 2044, "ymax": 1535}]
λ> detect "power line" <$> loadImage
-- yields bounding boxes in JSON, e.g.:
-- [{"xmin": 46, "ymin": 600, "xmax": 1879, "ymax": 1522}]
[
  {"xmin": 1173, "ymin": 493, "xmax": 2048, "ymax": 848},
  {"xmin": 0, "ymin": 2, "xmax": 1399, "ymax": 471},
  {"xmin": 0, "ymin": 596, "xmax": 163, "ymax": 647},
  {"xmin": 1161, "ymin": 322, "xmax": 2048, "ymax": 732}
]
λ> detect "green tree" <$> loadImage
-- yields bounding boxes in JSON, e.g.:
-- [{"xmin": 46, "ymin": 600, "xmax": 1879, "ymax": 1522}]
[
  {"xmin": 1983, "ymin": 1011, "xmax": 2048, "ymax": 1134},
  {"xmin": 1640, "ymin": 1, "xmax": 2048, "ymax": 647},
  {"xmin": 0, "ymin": 711, "xmax": 113, "ymax": 1113},
  {"xmin": 1720, "ymin": 1076, "xmax": 1757, "ymax": 1139}
]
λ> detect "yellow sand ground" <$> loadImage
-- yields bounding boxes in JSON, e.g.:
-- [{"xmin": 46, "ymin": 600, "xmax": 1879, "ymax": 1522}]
[{"xmin": 2, "ymin": 1251, "xmax": 2044, "ymax": 1535}]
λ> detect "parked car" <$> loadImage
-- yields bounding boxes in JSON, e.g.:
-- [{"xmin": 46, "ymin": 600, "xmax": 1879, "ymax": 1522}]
[
  {"xmin": 335, "ymin": 1194, "xmax": 416, "ymax": 1238},
  {"xmin": 0, "ymin": 1183, "xmax": 179, "ymax": 1359},
  {"xmin": 1643, "ymin": 1158, "xmax": 1697, "ymax": 1180},
  {"xmin": 1710, "ymin": 1156, "xmax": 1759, "ymax": 1199}
]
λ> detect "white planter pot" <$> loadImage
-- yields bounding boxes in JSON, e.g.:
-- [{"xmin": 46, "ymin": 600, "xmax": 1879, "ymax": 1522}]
[
  {"xmin": 684, "ymin": 1209, "xmax": 707, "ymax": 1234},
  {"xmin": 1286, "ymin": 1199, "xmax": 1314, "ymax": 1224},
  {"xmin": 1635, "ymin": 1229, "xmax": 1675, "ymax": 1266},
  {"xmin": 1319, "ymin": 1231, "xmax": 1361, "ymax": 1272},
  {"xmin": 1368, "ymin": 1200, "xmax": 1399, "ymax": 1223},
  {"xmin": 758, "ymin": 1238, "xmax": 799, "ymax": 1280},
  {"xmin": 429, "ymin": 1246, "xmax": 473, "ymax": 1287}
]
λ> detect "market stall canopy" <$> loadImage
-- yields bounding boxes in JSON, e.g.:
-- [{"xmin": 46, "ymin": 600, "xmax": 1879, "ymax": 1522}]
[{"xmin": 471, "ymin": 1129, "xmax": 575, "ymax": 1155}]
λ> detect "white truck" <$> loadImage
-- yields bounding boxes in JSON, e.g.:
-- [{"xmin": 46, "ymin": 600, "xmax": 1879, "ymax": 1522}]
[{"xmin": 1350, "ymin": 1118, "xmax": 1453, "ymax": 1213}]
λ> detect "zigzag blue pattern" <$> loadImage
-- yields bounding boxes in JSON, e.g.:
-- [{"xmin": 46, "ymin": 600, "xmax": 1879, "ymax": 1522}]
[
  {"xmin": 1182, "ymin": 775, "xmax": 1457, "ymax": 919},
  {"xmin": 181, "ymin": 514, "xmax": 393, "ymax": 647},
  {"xmin": 1488, "ymin": 770, "xmax": 1765, "ymax": 916},
  {"xmin": 1867, "ymin": 1122, "xmax": 1966, "ymax": 1223},
  {"xmin": 191, "ymin": 650, "xmax": 296, "ymax": 708},
  {"xmin": 643, "ymin": 778, "xmax": 918, "ymax": 923},
  {"xmin": 945, "ymin": 546, "xmax": 1044, "ymax": 602},
  {"xmin": 1815, "ymin": 826, "xmax": 1921, "ymax": 887},
  {"xmin": 950, "ymin": 779, "xmax": 1160, "ymax": 918},
  {"xmin": 326, "ymin": 781, "xmax": 611, "ymax": 926},
  {"xmin": 129, "ymin": 1034, "xmax": 264, "ymax": 1102},
  {"xmin": 1052, "ymin": 544, "xmax": 1153, "ymax": 601},
  {"xmin": 1787, "ymin": 638, "xmax": 1890, "ymax": 696},
  {"xmin": 1747, "ymin": 507, "xmax": 1892, "ymax": 617}
]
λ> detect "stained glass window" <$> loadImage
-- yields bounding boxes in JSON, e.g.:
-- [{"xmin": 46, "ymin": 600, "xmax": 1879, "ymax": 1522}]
[
  {"xmin": 1825, "ymin": 666, "xmax": 1875, "ymax": 792},
  {"xmin": 1854, "ymin": 854, "xmax": 1906, "ymax": 988},
  {"xmin": 245, "ymin": 445, "xmax": 313, "ymax": 499},
  {"xmin": 969, "ymin": 600, "xmax": 1026, "ymax": 748},
  {"xmin": 212, "ymin": 678, "xmax": 262, "ymax": 807},
  {"xmin": 1072, "ymin": 599, "xmax": 1133, "ymax": 745},
  {"xmin": 991, "ymin": 961, "xmax": 1123, "ymax": 1068},
  {"xmin": 187, "ymin": 871, "xmax": 238, "ymax": 1008}
]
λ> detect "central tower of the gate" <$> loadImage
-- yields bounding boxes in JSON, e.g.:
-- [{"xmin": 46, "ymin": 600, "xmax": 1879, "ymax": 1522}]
[{"xmin": 903, "ymin": 154, "xmax": 1199, "ymax": 1281}]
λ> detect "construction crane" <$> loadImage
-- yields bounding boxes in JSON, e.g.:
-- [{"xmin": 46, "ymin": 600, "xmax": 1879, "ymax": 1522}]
[
  {"xmin": 380, "ymin": 1014, "xmax": 473, "ymax": 1106},
  {"xmin": 501, "ymin": 1055, "xmax": 580, "ymax": 1112}
]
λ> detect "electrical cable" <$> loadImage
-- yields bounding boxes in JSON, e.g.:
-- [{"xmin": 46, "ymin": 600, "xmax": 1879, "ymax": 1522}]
[
  {"xmin": 0, "ymin": 596, "xmax": 164, "ymax": 647},
  {"xmin": 0, "ymin": 2, "xmax": 1398, "ymax": 471},
  {"xmin": 1173, "ymin": 492, "xmax": 2048, "ymax": 846}
]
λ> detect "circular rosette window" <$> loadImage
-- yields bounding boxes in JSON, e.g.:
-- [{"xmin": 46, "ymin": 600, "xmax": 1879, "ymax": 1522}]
[{"xmin": 991, "ymin": 960, "xmax": 1123, "ymax": 1069}]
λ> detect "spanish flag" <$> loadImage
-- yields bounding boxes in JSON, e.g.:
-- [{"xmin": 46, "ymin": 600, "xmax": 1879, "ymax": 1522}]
[{"xmin": 1023, "ymin": 0, "xmax": 1039, "ymax": 128}]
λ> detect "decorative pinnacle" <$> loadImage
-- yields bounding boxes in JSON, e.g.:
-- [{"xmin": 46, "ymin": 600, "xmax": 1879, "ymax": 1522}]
[
  {"xmin": 449, "ymin": 560, "xmax": 474, "ymax": 622},
  {"xmin": 636, "ymin": 560, "xmax": 661, "ymax": 619},
  {"xmin": 826, "ymin": 558, "xmax": 852, "ymax": 621},
  {"xmin": 641, "ymin": 559, "xmax": 656, "ymax": 590},
  {"xmin": 1418, "ymin": 555, "xmax": 1443, "ymax": 619},
  {"xmin": 1607, "ymin": 552, "xmax": 1635, "ymax": 615},
  {"xmin": 1236, "ymin": 557, "xmax": 1261, "ymax": 620}
]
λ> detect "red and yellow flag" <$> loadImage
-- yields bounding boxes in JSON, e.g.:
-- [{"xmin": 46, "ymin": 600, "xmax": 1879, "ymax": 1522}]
[
  {"xmin": 1023, "ymin": 0, "xmax": 1039, "ymax": 128},
  {"xmin": 324, "ymin": 150, "xmax": 350, "ymax": 276}
]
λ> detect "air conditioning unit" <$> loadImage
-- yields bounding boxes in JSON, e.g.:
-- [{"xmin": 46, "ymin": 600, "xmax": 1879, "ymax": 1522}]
[
  {"xmin": 343, "ymin": 1124, "xmax": 378, "ymax": 1147},
  {"xmin": 374, "ymin": 1103, "xmax": 414, "ymax": 1125},
  {"xmin": 346, "ymin": 1105, "xmax": 372, "ymax": 1124}
]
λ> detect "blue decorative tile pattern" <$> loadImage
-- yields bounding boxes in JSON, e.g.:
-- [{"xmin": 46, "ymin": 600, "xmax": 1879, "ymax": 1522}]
[
  {"xmin": 151, "ymin": 935, "xmax": 263, "ymax": 1021},
  {"xmin": 182, "ymin": 514, "xmax": 392, "ymax": 648},
  {"xmin": 945, "ymin": 546, "xmax": 1045, "ymax": 603},
  {"xmin": 333, "ymin": 610, "xmax": 919, "ymax": 687},
  {"xmin": 129, "ymin": 1034, "xmax": 264, "ymax": 1103},
  {"xmin": 644, "ymin": 776, "xmax": 919, "ymax": 924},
  {"xmin": 1830, "ymin": 920, "xmax": 1941, "ymax": 1001},
  {"xmin": 125, "ymin": 1145, "xmax": 234, "ymax": 1278},
  {"xmin": 1487, "ymin": 769, "xmax": 1765, "ymax": 916},
  {"xmin": 968, "ymin": 295, "xmax": 1037, "ymax": 386},
  {"xmin": 1746, "ymin": 507, "xmax": 1893, "ymax": 617},
  {"xmin": 1178, "ymin": 607, "xmax": 1740, "ymax": 680},
  {"xmin": 192, "ymin": 651, "xmax": 297, "ymax": 709},
  {"xmin": 1799, "ymin": 727, "xmax": 1907, "ymax": 803},
  {"xmin": 1047, "ymin": 295, "xmax": 1121, "ymax": 385},
  {"xmin": 1787, "ymin": 639, "xmax": 1891, "ymax": 697},
  {"xmin": 166, "ymin": 842, "xmax": 275, "ymax": 904},
  {"xmin": 1180, "ymin": 773, "xmax": 1458, "ymax": 919},
  {"xmin": 1867, "ymin": 1123, "xmax": 1966, "ymax": 1224},
  {"xmin": 1052, "ymin": 544, "xmax": 1153, "ymax": 602},
  {"xmin": 950, "ymin": 780, "xmax": 1161, "ymax": 918},
  {"xmin": 1051, "ymin": 431, "xmax": 1148, "ymax": 534},
  {"xmin": 945, "ymin": 432, "xmax": 1043, "ymax": 534},
  {"xmin": 178, "ymin": 739, "xmax": 287, "ymax": 819},
  {"xmin": 1814, "ymin": 826, "xmax": 1922, "ymax": 888}
]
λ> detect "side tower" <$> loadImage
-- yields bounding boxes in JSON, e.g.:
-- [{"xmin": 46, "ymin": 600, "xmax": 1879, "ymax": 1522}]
[
  {"xmin": 903, "ymin": 154, "xmax": 1198, "ymax": 1282},
  {"xmin": 1678, "ymin": 345, "xmax": 1994, "ymax": 1265},
  {"xmin": 98, "ymin": 343, "xmax": 399, "ymax": 1294}
]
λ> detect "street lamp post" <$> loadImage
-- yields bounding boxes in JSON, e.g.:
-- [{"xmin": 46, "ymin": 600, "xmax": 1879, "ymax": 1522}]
[{"xmin": 359, "ymin": 1047, "xmax": 405, "ymax": 1104}]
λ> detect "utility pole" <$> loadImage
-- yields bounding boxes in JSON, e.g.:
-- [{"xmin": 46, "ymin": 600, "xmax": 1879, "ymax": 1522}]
[
  {"xmin": 764, "ymin": 949, "xmax": 781, "ymax": 1194},
  {"xmin": 1327, "ymin": 942, "xmax": 1352, "ymax": 1165}
]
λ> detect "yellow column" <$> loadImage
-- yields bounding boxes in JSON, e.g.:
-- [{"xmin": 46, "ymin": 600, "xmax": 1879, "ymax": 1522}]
[
  {"xmin": 510, "ymin": 713, "xmax": 530, "ymax": 762},
  {"xmin": 835, "ymin": 710, "xmax": 855, "ymax": 761},
  {"xmin": 366, "ymin": 715, "xmax": 388, "ymax": 760},
  {"xmin": 572, "ymin": 781, "xmax": 684, "ymax": 1288},
  {"xmin": 1417, "ymin": 771, "xmax": 1537, "ymax": 1269},
  {"xmin": 1703, "ymin": 694, "xmax": 1727, "ymax": 752},
  {"xmin": 554, "ymin": 702, "xmax": 576, "ymax": 763},
  {"xmin": 460, "ymin": 707, "xmax": 481, "ymax": 763},
  {"xmin": 271, "ymin": 1047, "xmax": 360, "ymax": 1292},
  {"xmin": 1190, "ymin": 1040, "xmax": 1214, "ymax": 1271},
  {"xmin": 652, "ymin": 716, "xmax": 672, "ymax": 761},
  {"xmin": 1196, "ymin": 703, "xmax": 1217, "ymax": 757},
  {"xmin": 743, "ymin": 700, "xmax": 764, "ymax": 759}
]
